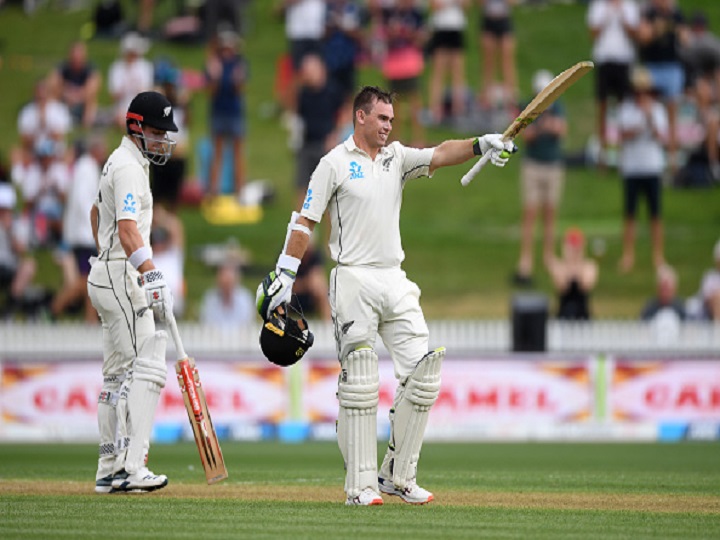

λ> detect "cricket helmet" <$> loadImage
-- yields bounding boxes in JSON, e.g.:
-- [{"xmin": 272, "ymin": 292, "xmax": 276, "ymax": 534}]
[
  {"xmin": 126, "ymin": 91, "xmax": 178, "ymax": 165},
  {"xmin": 260, "ymin": 303, "xmax": 314, "ymax": 367}
]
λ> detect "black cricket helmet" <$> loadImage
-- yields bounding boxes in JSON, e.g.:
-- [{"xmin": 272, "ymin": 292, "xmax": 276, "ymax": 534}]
[
  {"xmin": 126, "ymin": 91, "xmax": 178, "ymax": 165},
  {"xmin": 260, "ymin": 303, "xmax": 314, "ymax": 367}
]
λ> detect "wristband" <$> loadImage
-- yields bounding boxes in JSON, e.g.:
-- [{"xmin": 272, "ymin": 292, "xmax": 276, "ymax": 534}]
[
  {"xmin": 277, "ymin": 253, "xmax": 301, "ymax": 274},
  {"xmin": 128, "ymin": 246, "xmax": 152, "ymax": 270},
  {"xmin": 292, "ymin": 222, "xmax": 312, "ymax": 237},
  {"xmin": 472, "ymin": 138, "xmax": 482, "ymax": 156}
]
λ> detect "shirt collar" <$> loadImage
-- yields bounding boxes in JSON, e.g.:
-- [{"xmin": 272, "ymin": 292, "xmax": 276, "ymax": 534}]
[
  {"xmin": 344, "ymin": 135, "xmax": 390, "ymax": 159},
  {"xmin": 121, "ymin": 135, "xmax": 150, "ymax": 170}
]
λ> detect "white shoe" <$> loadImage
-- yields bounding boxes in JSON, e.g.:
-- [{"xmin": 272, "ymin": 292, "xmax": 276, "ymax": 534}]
[
  {"xmin": 345, "ymin": 488, "xmax": 384, "ymax": 506},
  {"xmin": 94, "ymin": 474, "xmax": 114, "ymax": 494},
  {"xmin": 111, "ymin": 467, "xmax": 168, "ymax": 493},
  {"xmin": 378, "ymin": 477, "xmax": 434, "ymax": 505}
]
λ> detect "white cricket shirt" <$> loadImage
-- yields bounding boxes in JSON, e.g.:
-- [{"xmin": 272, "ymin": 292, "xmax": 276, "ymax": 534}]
[
  {"xmin": 95, "ymin": 137, "xmax": 154, "ymax": 261},
  {"xmin": 300, "ymin": 136, "xmax": 435, "ymax": 267}
]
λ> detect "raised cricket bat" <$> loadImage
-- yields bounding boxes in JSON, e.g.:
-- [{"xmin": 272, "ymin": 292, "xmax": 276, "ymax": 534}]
[
  {"xmin": 167, "ymin": 313, "xmax": 228, "ymax": 484},
  {"xmin": 461, "ymin": 60, "xmax": 594, "ymax": 186}
]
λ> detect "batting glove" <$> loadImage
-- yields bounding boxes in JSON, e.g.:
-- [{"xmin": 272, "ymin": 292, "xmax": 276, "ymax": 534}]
[
  {"xmin": 476, "ymin": 134, "xmax": 518, "ymax": 167},
  {"xmin": 256, "ymin": 268, "xmax": 296, "ymax": 321},
  {"xmin": 138, "ymin": 269, "xmax": 174, "ymax": 321}
]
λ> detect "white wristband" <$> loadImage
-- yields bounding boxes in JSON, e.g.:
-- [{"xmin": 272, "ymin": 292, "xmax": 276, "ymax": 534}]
[
  {"xmin": 277, "ymin": 253, "xmax": 301, "ymax": 273},
  {"xmin": 128, "ymin": 246, "xmax": 152, "ymax": 270}
]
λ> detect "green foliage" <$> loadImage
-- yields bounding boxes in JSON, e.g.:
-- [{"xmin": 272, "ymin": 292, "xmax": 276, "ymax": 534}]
[{"xmin": 1, "ymin": 1, "xmax": 719, "ymax": 320}]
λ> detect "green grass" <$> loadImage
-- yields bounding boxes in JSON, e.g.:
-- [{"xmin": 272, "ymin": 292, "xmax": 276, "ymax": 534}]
[
  {"xmin": 1, "ymin": 2, "xmax": 719, "ymax": 319},
  {"xmin": 1, "ymin": 442, "xmax": 719, "ymax": 539}
]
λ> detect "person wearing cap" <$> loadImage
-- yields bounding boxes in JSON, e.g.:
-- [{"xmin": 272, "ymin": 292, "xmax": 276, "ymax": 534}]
[
  {"xmin": 0, "ymin": 183, "xmax": 37, "ymax": 319},
  {"xmin": 108, "ymin": 32, "xmax": 154, "ymax": 129},
  {"xmin": 87, "ymin": 91, "xmax": 178, "ymax": 494},
  {"xmin": 617, "ymin": 65, "xmax": 669, "ymax": 273},
  {"xmin": 547, "ymin": 227, "xmax": 599, "ymax": 321},
  {"xmin": 513, "ymin": 69, "xmax": 567, "ymax": 287}
]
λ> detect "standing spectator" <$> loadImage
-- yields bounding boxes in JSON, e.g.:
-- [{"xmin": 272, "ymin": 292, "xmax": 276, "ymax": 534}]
[
  {"xmin": 290, "ymin": 243, "xmax": 331, "ymax": 321},
  {"xmin": 199, "ymin": 260, "xmax": 255, "ymax": 327},
  {"xmin": 513, "ymin": 69, "xmax": 567, "ymax": 286},
  {"xmin": 586, "ymin": 0, "xmax": 640, "ymax": 168},
  {"xmin": 547, "ymin": 227, "xmax": 599, "ymax": 321},
  {"xmin": 47, "ymin": 41, "xmax": 102, "ymax": 129},
  {"xmin": 324, "ymin": 0, "xmax": 365, "ymax": 105},
  {"xmin": 150, "ymin": 206, "xmax": 185, "ymax": 318},
  {"xmin": 617, "ymin": 66, "xmax": 668, "ymax": 273},
  {"xmin": 50, "ymin": 137, "xmax": 106, "ymax": 322},
  {"xmin": 16, "ymin": 79, "xmax": 72, "ymax": 158},
  {"xmin": 0, "ymin": 183, "xmax": 36, "ymax": 319},
  {"xmin": 380, "ymin": 0, "xmax": 427, "ymax": 144},
  {"xmin": 640, "ymin": 264, "xmax": 685, "ymax": 322},
  {"xmin": 478, "ymin": 0, "xmax": 517, "ymax": 108},
  {"xmin": 205, "ymin": 29, "xmax": 248, "ymax": 199},
  {"xmin": 636, "ymin": 0, "xmax": 688, "ymax": 173},
  {"xmin": 427, "ymin": 0, "xmax": 469, "ymax": 125},
  {"xmin": 108, "ymin": 32, "xmax": 154, "ymax": 129}
]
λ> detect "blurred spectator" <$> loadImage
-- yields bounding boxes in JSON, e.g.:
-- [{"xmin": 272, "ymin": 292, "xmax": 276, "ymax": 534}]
[
  {"xmin": 290, "ymin": 243, "xmax": 331, "ymax": 320},
  {"xmin": 50, "ymin": 137, "xmax": 105, "ymax": 322},
  {"xmin": 640, "ymin": 264, "xmax": 685, "ymax": 321},
  {"xmin": 204, "ymin": 29, "xmax": 247, "ymax": 198},
  {"xmin": 16, "ymin": 79, "xmax": 72, "ymax": 158},
  {"xmin": 617, "ymin": 66, "xmax": 668, "ymax": 273},
  {"xmin": 696, "ymin": 238, "xmax": 720, "ymax": 321},
  {"xmin": 0, "ymin": 183, "xmax": 36, "ymax": 319},
  {"xmin": 380, "ymin": 0, "xmax": 426, "ymax": 144},
  {"xmin": 93, "ymin": 0, "xmax": 127, "ymax": 39},
  {"xmin": 586, "ymin": 0, "xmax": 640, "ymax": 168},
  {"xmin": 636, "ymin": 0, "xmax": 689, "ymax": 173},
  {"xmin": 108, "ymin": 32, "xmax": 154, "ymax": 129},
  {"xmin": 150, "ymin": 206, "xmax": 185, "ymax": 317},
  {"xmin": 47, "ymin": 41, "xmax": 102, "ymax": 129},
  {"xmin": 514, "ymin": 69, "xmax": 567, "ymax": 287},
  {"xmin": 151, "ymin": 58, "xmax": 190, "ymax": 211},
  {"xmin": 547, "ymin": 227, "xmax": 599, "ymax": 321},
  {"xmin": 294, "ymin": 54, "xmax": 344, "ymax": 209},
  {"xmin": 478, "ymin": 0, "xmax": 517, "ymax": 108},
  {"xmin": 199, "ymin": 260, "xmax": 254, "ymax": 327},
  {"xmin": 324, "ymin": 0, "xmax": 365, "ymax": 105},
  {"xmin": 427, "ymin": 0, "xmax": 469, "ymax": 125},
  {"xmin": 281, "ymin": 0, "xmax": 327, "ymax": 70}
]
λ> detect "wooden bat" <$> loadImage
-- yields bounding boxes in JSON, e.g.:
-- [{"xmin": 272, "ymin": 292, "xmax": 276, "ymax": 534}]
[
  {"xmin": 167, "ymin": 313, "xmax": 228, "ymax": 485},
  {"xmin": 461, "ymin": 60, "xmax": 594, "ymax": 186}
]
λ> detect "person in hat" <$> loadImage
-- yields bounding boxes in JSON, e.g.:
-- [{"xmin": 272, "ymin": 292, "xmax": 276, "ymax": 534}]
[
  {"xmin": 108, "ymin": 32, "xmax": 154, "ymax": 129},
  {"xmin": 87, "ymin": 91, "xmax": 178, "ymax": 494},
  {"xmin": 617, "ymin": 65, "xmax": 669, "ymax": 273}
]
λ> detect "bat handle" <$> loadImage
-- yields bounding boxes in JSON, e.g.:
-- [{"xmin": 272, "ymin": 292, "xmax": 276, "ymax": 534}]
[
  {"xmin": 460, "ymin": 152, "xmax": 492, "ymax": 186},
  {"xmin": 166, "ymin": 312, "xmax": 187, "ymax": 360}
]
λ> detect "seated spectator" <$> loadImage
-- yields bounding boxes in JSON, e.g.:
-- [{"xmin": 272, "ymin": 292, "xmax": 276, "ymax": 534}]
[
  {"xmin": 47, "ymin": 41, "xmax": 102, "ymax": 129},
  {"xmin": 641, "ymin": 264, "xmax": 685, "ymax": 322},
  {"xmin": 547, "ymin": 227, "xmax": 599, "ymax": 321},
  {"xmin": 150, "ymin": 206, "xmax": 185, "ymax": 317},
  {"xmin": 16, "ymin": 79, "xmax": 72, "ymax": 158},
  {"xmin": 108, "ymin": 32, "xmax": 154, "ymax": 129},
  {"xmin": 0, "ymin": 183, "xmax": 37, "ymax": 319},
  {"xmin": 697, "ymin": 238, "xmax": 720, "ymax": 320},
  {"xmin": 199, "ymin": 260, "xmax": 254, "ymax": 327},
  {"xmin": 290, "ymin": 243, "xmax": 330, "ymax": 320}
]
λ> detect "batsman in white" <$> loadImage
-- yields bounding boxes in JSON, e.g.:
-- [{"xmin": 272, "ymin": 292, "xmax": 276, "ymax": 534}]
[
  {"xmin": 88, "ymin": 91, "xmax": 177, "ymax": 494},
  {"xmin": 257, "ymin": 86, "xmax": 514, "ymax": 506}
]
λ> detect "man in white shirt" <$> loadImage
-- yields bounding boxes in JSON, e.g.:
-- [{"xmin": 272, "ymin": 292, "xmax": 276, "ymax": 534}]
[
  {"xmin": 256, "ymin": 86, "xmax": 514, "ymax": 506},
  {"xmin": 108, "ymin": 32, "xmax": 154, "ymax": 129},
  {"xmin": 88, "ymin": 91, "xmax": 177, "ymax": 494}
]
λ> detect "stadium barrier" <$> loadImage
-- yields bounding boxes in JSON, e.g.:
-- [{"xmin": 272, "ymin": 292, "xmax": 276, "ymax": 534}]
[{"xmin": 1, "ymin": 321, "xmax": 719, "ymax": 443}]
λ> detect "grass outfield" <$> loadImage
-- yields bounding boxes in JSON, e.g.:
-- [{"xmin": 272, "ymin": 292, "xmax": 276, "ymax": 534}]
[{"xmin": 1, "ymin": 442, "xmax": 719, "ymax": 539}]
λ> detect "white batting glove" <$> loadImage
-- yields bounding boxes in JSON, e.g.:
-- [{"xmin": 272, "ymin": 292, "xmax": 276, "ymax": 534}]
[
  {"xmin": 256, "ymin": 268, "xmax": 296, "ymax": 321},
  {"xmin": 138, "ymin": 269, "xmax": 174, "ymax": 321},
  {"xmin": 476, "ymin": 134, "xmax": 517, "ymax": 167}
]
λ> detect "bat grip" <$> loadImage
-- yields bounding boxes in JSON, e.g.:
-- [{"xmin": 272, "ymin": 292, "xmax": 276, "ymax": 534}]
[
  {"xmin": 166, "ymin": 312, "xmax": 187, "ymax": 360},
  {"xmin": 460, "ymin": 152, "xmax": 492, "ymax": 186}
]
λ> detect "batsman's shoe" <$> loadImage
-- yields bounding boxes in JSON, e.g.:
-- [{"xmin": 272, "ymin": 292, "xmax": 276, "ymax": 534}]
[
  {"xmin": 378, "ymin": 477, "xmax": 434, "ymax": 505},
  {"xmin": 345, "ymin": 488, "xmax": 384, "ymax": 506},
  {"xmin": 111, "ymin": 467, "xmax": 168, "ymax": 493},
  {"xmin": 95, "ymin": 474, "xmax": 116, "ymax": 494}
]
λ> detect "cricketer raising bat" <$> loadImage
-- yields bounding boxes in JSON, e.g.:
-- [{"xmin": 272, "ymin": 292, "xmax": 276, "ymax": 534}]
[
  {"xmin": 167, "ymin": 313, "xmax": 228, "ymax": 484},
  {"xmin": 461, "ymin": 60, "xmax": 594, "ymax": 186}
]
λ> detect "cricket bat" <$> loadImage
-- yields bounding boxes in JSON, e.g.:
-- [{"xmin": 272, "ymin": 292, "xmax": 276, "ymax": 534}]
[
  {"xmin": 167, "ymin": 313, "xmax": 228, "ymax": 484},
  {"xmin": 461, "ymin": 60, "xmax": 594, "ymax": 186}
]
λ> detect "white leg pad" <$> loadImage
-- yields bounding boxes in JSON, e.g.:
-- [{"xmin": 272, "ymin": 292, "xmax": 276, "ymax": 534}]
[
  {"xmin": 96, "ymin": 375, "xmax": 123, "ymax": 479},
  {"xmin": 336, "ymin": 347, "xmax": 379, "ymax": 498},
  {"xmin": 123, "ymin": 331, "xmax": 168, "ymax": 474},
  {"xmin": 387, "ymin": 348, "xmax": 444, "ymax": 489}
]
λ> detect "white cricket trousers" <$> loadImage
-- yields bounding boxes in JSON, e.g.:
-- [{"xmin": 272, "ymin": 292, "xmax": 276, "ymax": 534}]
[
  {"xmin": 88, "ymin": 260, "xmax": 156, "ymax": 378},
  {"xmin": 329, "ymin": 265, "xmax": 429, "ymax": 379}
]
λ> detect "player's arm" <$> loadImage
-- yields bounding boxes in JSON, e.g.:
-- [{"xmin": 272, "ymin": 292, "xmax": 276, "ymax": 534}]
[
  {"xmin": 118, "ymin": 219, "xmax": 155, "ymax": 272},
  {"xmin": 90, "ymin": 203, "xmax": 100, "ymax": 253},
  {"xmin": 429, "ymin": 135, "xmax": 513, "ymax": 175}
]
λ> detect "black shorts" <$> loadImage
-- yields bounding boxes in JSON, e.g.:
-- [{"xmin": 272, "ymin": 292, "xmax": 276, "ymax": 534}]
[
  {"xmin": 295, "ymin": 140, "xmax": 326, "ymax": 189},
  {"xmin": 624, "ymin": 175, "xmax": 661, "ymax": 219},
  {"xmin": 481, "ymin": 16, "xmax": 513, "ymax": 38},
  {"xmin": 595, "ymin": 62, "xmax": 632, "ymax": 101},
  {"xmin": 151, "ymin": 158, "xmax": 186, "ymax": 206},
  {"xmin": 430, "ymin": 30, "xmax": 465, "ymax": 52},
  {"xmin": 290, "ymin": 39, "xmax": 323, "ymax": 70},
  {"xmin": 388, "ymin": 76, "xmax": 420, "ymax": 94},
  {"xmin": 73, "ymin": 246, "xmax": 97, "ymax": 276}
]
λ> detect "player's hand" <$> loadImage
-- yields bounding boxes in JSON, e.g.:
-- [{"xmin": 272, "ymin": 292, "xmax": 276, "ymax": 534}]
[
  {"xmin": 139, "ymin": 269, "xmax": 174, "ymax": 321},
  {"xmin": 477, "ymin": 134, "xmax": 517, "ymax": 167},
  {"xmin": 256, "ymin": 268, "xmax": 296, "ymax": 321}
]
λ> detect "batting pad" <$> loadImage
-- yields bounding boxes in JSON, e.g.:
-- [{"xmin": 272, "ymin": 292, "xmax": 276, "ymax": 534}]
[
  {"xmin": 96, "ymin": 375, "xmax": 123, "ymax": 479},
  {"xmin": 389, "ymin": 347, "xmax": 444, "ymax": 489},
  {"xmin": 337, "ymin": 348, "xmax": 380, "ymax": 497}
]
